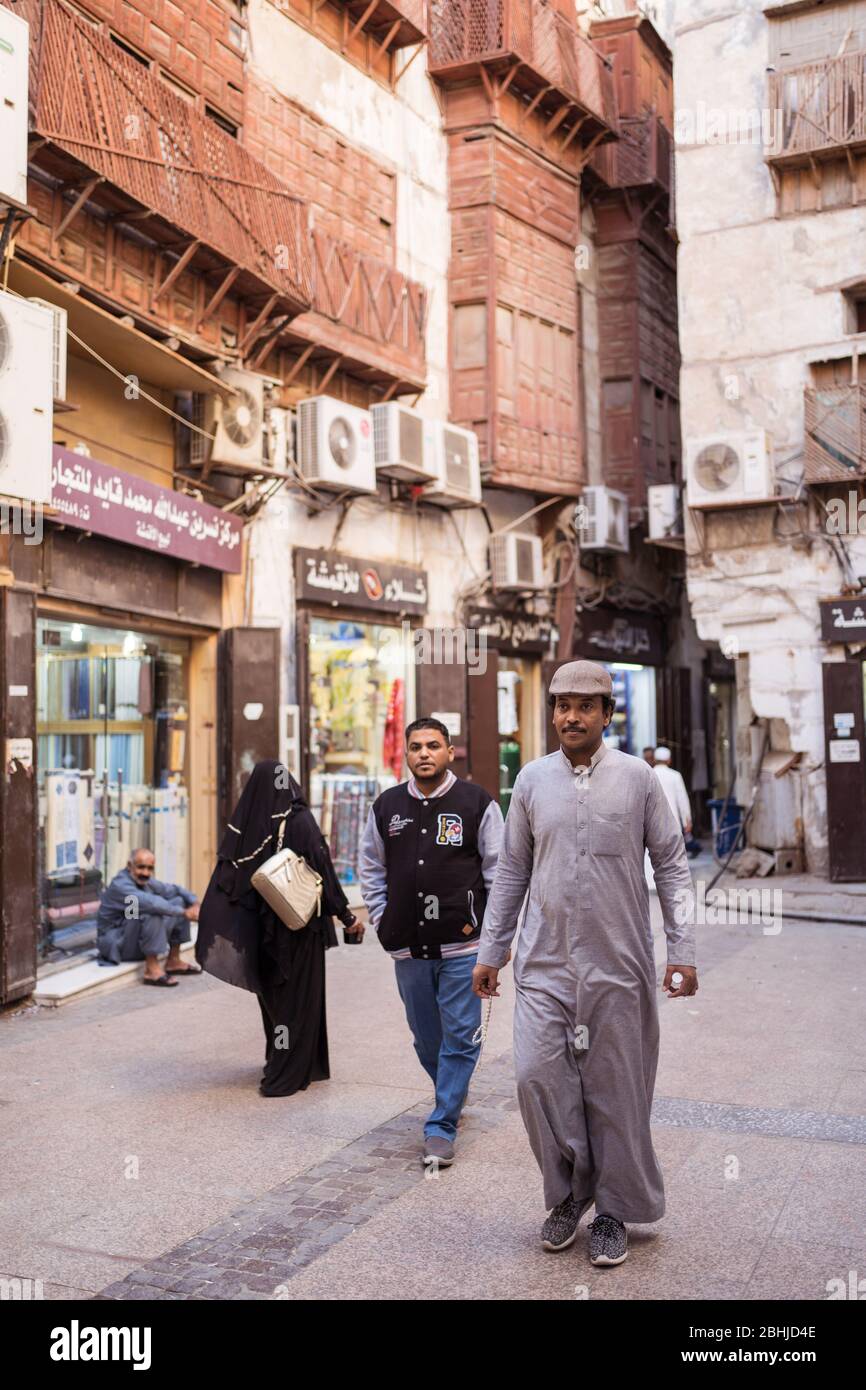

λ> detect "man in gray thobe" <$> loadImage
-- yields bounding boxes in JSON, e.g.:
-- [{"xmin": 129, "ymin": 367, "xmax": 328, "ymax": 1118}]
[{"xmin": 473, "ymin": 660, "xmax": 698, "ymax": 1267}]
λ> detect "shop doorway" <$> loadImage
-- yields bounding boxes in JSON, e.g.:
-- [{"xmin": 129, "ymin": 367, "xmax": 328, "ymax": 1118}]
[
  {"xmin": 497, "ymin": 655, "xmax": 541, "ymax": 814},
  {"xmin": 36, "ymin": 616, "xmax": 192, "ymax": 960},
  {"xmin": 707, "ymin": 675, "xmax": 736, "ymax": 800},
  {"xmin": 303, "ymin": 614, "xmax": 416, "ymax": 896},
  {"xmin": 601, "ymin": 662, "xmax": 658, "ymax": 756}
]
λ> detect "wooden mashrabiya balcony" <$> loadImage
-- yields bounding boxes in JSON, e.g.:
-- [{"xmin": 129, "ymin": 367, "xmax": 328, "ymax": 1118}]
[{"xmin": 428, "ymin": 0, "xmax": 618, "ymax": 143}]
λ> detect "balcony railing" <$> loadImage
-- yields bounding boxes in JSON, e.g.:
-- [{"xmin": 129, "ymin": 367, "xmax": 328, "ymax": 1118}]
[
  {"xmin": 429, "ymin": 0, "xmax": 618, "ymax": 138},
  {"xmin": 17, "ymin": 0, "xmax": 313, "ymax": 316},
  {"xmin": 590, "ymin": 113, "xmax": 672, "ymax": 192},
  {"xmin": 768, "ymin": 52, "xmax": 866, "ymax": 163},
  {"xmin": 284, "ymin": 228, "xmax": 427, "ymax": 385},
  {"xmin": 334, "ymin": 0, "xmax": 428, "ymax": 47},
  {"xmin": 310, "ymin": 231, "xmax": 427, "ymax": 361},
  {"xmin": 804, "ymin": 385, "xmax": 866, "ymax": 483}
]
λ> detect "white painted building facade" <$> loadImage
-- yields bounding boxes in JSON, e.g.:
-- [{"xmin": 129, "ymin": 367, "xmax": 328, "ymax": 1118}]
[{"xmin": 672, "ymin": 0, "xmax": 866, "ymax": 872}]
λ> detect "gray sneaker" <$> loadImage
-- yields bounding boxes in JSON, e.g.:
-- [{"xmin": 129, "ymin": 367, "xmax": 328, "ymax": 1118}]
[
  {"xmin": 422, "ymin": 1135, "xmax": 455, "ymax": 1168},
  {"xmin": 541, "ymin": 1195, "xmax": 593, "ymax": 1252},
  {"xmin": 588, "ymin": 1213, "xmax": 628, "ymax": 1266}
]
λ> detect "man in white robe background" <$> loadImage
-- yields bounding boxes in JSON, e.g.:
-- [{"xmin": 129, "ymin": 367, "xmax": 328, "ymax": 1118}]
[
  {"xmin": 653, "ymin": 745, "xmax": 693, "ymax": 838},
  {"xmin": 473, "ymin": 660, "xmax": 698, "ymax": 1267}
]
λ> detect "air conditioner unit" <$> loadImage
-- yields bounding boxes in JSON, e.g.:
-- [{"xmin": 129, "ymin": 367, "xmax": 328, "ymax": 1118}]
[
  {"xmin": 647, "ymin": 483, "xmax": 683, "ymax": 541},
  {"xmin": 296, "ymin": 395, "xmax": 376, "ymax": 494},
  {"xmin": 577, "ymin": 485, "xmax": 630, "ymax": 553},
  {"xmin": 29, "ymin": 298, "xmax": 68, "ymax": 401},
  {"xmin": 423, "ymin": 421, "xmax": 482, "ymax": 507},
  {"xmin": 371, "ymin": 402, "xmax": 436, "ymax": 483},
  {"xmin": 190, "ymin": 366, "xmax": 265, "ymax": 471},
  {"xmin": 0, "ymin": 290, "xmax": 54, "ymax": 504},
  {"xmin": 686, "ymin": 431, "xmax": 775, "ymax": 508},
  {"xmin": 0, "ymin": 8, "xmax": 28, "ymax": 207},
  {"xmin": 489, "ymin": 531, "xmax": 545, "ymax": 591}
]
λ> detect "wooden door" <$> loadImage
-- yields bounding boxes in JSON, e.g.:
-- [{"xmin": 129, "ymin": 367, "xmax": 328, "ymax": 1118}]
[
  {"xmin": 217, "ymin": 626, "xmax": 280, "ymax": 831},
  {"xmin": 823, "ymin": 659, "xmax": 866, "ymax": 881}
]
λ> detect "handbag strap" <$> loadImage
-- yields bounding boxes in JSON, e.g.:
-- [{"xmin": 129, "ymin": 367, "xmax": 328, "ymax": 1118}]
[{"xmin": 231, "ymin": 810, "xmax": 293, "ymax": 868}]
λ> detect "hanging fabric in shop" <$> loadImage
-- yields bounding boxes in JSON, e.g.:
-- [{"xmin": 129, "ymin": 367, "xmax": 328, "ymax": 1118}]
[
  {"xmin": 152, "ymin": 786, "xmax": 189, "ymax": 887},
  {"xmin": 382, "ymin": 677, "xmax": 405, "ymax": 781},
  {"xmin": 44, "ymin": 772, "xmax": 95, "ymax": 872}
]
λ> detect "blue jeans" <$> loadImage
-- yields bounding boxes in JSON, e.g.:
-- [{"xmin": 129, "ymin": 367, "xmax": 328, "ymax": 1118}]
[{"xmin": 394, "ymin": 954, "xmax": 482, "ymax": 1140}]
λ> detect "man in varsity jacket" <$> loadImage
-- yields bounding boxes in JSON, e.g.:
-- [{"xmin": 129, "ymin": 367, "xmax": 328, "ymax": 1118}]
[{"xmin": 360, "ymin": 717, "xmax": 504, "ymax": 1168}]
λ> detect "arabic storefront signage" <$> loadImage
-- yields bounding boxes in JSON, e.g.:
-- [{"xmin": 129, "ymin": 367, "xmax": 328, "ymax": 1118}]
[
  {"xmin": 467, "ymin": 607, "xmax": 558, "ymax": 653},
  {"xmin": 575, "ymin": 606, "xmax": 665, "ymax": 666},
  {"xmin": 51, "ymin": 447, "xmax": 243, "ymax": 574},
  {"xmin": 820, "ymin": 597, "xmax": 866, "ymax": 643},
  {"xmin": 294, "ymin": 548, "xmax": 428, "ymax": 614}
]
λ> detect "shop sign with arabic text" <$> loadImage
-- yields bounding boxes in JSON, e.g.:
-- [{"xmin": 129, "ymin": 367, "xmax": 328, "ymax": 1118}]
[
  {"xmin": 820, "ymin": 597, "xmax": 866, "ymax": 643},
  {"xmin": 51, "ymin": 447, "xmax": 243, "ymax": 573},
  {"xmin": 575, "ymin": 606, "xmax": 665, "ymax": 666},
  {"xmin": 295, "ymin": 548, "xmax": 428, "ymax": 614},
  {"xmin": 467, "ymin": 607, "xmax": 557, "ymax": 653}
]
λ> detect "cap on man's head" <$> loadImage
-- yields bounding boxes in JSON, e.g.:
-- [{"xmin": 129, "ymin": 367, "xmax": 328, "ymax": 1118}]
[
  {"xmin": 654, "ymin": 746, "xmax": 672, "ymax": 763},
  {"xmin": 548, "ymin": 659, "xmax": 612, "ymax": 698}
]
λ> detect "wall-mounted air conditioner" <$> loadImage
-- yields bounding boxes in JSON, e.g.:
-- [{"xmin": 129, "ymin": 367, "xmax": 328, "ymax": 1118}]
[
  {"xmin": 371, "ymin": 401, "xmax": 436, "ymax": 483},
  {"xmin": 0, "ymin": 8, "xmax": 28, "ymax": 207},
  {"xmin": 577, "ymin": 485, "xmax": 630, "ymax": 553},
  {"xmin": 29, "ymin": 298, "xmax": 68, "ymax": 402},
  {"xmin": 190, "ymin": 366, "xmax": 266, "ymax": 471},
  {"xmin": 0, "ymin": 290, "xmax": 54, "ymax": 504},
  {"xmin": 490, "ymin": 532, "xmax": 545, "ymax": 591},
  {"xmin": 686, "ymin": 430, "xmax": 775, "ymax": 508},
  {"xmin": 647, "ymin": 483, "xmax": 683, "ymax": 541},
  {"xmin": 423, "ymin": 421, "xmax": 481, "ymax": 507},
  {"xmin": 296, "ymin": 396, "xmax": 376, "ymax": 494}
]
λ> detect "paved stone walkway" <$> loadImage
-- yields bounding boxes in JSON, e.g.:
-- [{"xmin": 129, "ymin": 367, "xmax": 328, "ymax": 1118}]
[{"xmin": 95, "ymin": 1052, "xmax": 520, "ymax": 1300}]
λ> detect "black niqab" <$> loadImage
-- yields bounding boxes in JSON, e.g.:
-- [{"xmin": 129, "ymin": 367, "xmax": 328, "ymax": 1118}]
[{"xmin": 196, "ymin": 759, "xmax": 351, "ymax": 995}]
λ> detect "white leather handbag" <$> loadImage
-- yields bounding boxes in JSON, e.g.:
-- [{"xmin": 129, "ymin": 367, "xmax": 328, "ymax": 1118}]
[{"xmin": 250, "ymin": 814, "xmax": 323, "ymax": 931}]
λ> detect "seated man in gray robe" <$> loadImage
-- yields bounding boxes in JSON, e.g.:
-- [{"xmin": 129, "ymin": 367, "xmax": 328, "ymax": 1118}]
[
  {"xmin": 97, "ymin": 848, "xmax": 200, "ymax": 988},
  {"xmin": 473, "ymin": 659, "xmax": 698, "ymax": 1269}
]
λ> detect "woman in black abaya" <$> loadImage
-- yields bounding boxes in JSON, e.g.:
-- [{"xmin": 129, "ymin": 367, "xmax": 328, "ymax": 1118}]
[{"xmin": 196, "ymin": 760, "xmax": 363, "ymax": 1096}]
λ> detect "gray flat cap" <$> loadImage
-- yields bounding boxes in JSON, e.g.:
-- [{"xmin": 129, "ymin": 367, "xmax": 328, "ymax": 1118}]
[{"xmin": 549, "ymin": 659, "xmax": 612, "ymax": 697}]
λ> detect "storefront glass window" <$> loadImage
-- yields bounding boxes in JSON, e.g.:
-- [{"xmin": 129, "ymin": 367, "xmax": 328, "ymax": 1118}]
[
  {"xmin": 497, "ymin": 655, "xmax": 540, "ymax": 815},
  {"xmin": 36, "ymin": 618, "xmax": 190, "ymax": 959},
  {"xmin": 603, "ymin": 663, "xmax": 657, "ymax": 756},
  {"xmin": 308, "ymin": 617, "xmax": 415, "ymax": 894}
]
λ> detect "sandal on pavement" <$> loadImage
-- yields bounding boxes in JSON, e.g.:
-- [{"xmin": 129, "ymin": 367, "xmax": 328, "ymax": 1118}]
[
  {"xmin": 165, "ymin": 964, "xmax": 202, "ymax": 976},
  {"xmin": 143, "ymin": 974, "xmax": 179, "ymax": 987}
]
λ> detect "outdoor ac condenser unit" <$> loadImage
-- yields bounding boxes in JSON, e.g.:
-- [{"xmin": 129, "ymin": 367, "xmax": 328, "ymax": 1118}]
[
  {"xmin": 29, "ymin": 298, "xmax": 68, "ymax": 402},
  {"xmin": 686, "ymin": 430, "xmax": 775, "ymax": 508},
  {"xmin": 647, "ymin": 483, "xmax": 683, "ymax": 541},
  {"xmin": 577, "ymin": 485, "xmax": 630, "ymax": 553},
  {"xmin": 0, "ymin": 8, "xmax": 28, "ymax": 207},
  {"xmin": 296, "ymin": 396, "xmax": 376, "ymax": 494},
  {"xmin": 0, "ymin": 290, "xmax": 55, "ymax": 504},
  {"xmin": 190, "ymin": 366, "xmax": 266, "ymax": 471},
  {"xmin": 489, "ymin": 531, "xmax": 545, "ymax": 592},
  {"xmin": 371, "ymin": 402, "xmax": 436, "ymax": 483},
  {"xmin": 423, "ymin": 421, "xmax": 482, "ymax": 507}
]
